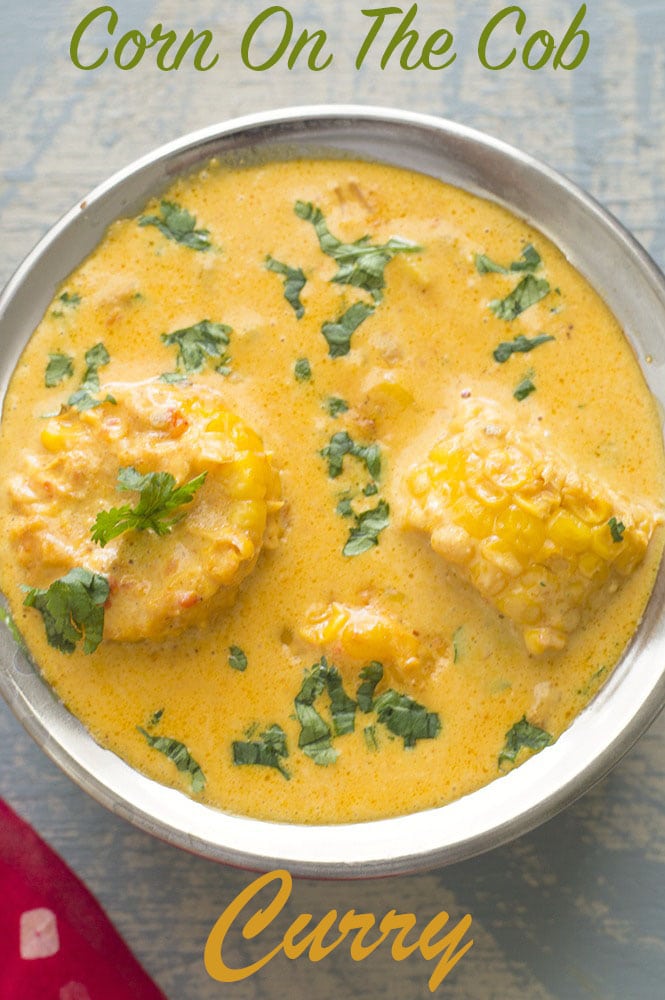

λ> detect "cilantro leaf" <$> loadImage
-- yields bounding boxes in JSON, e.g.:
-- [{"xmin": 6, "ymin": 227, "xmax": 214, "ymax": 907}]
[
  {"xmin": 321, "ymin": 302, "xmax": 375, "ymax": 358},
  {"xmin": 363, "ymin": 725, "xmax": 379, "ymax": 751},
  {"xmin": 0, "ymin": 605, "xmax": 26, "ymax": 650},
  {"xmin": 325, "ymin": 396, "xmax": 349, "ymax": 418},
  {"xmin": 343, "ymin": 500, "xmax": 390, "ymax": 557},
  {"xmin": 294, "ymin": 201, "xmax": 420, "ymax": 302},
  {"xmin": 498, "ymin": 715, "xmax": 552, "ymax": 768},
  {"xmin": 608, "ymin": 516, "xmax": 626, "ymax": 543},
  {"xmin": 137, "ymin": 727, "xmax": 206, "ymax": 792},
  {"xmin": 91, "ymin": 467, "xmax": 207, "ymax": 546},
  {"xmin": 294, "ymin": 660, "xmax": 338, "ymax": 766},
  {"xmin": 373, "ymin": 689, "xmax": 441, "ymax": 747},
  {"xmin": 493, "ymin": 333, "xmax": 555, "ymax": 363},
  {"xmin": 147, "ymin": 708, "xmax": 164, "ymax": 728},
  {"xmin": 321, "ymin": 431, "xmax": 381, "ymax": 480},
  {"xmin": 490, "ymin": 275, "xmax": 550, "ymax": 321},
  {"xmin": 233, "ymin": 723, "xmax": 290, "ymax": 779},
  {"xmin": 336, "ymin": 496, "xmax": 354, "ymax": 518},
  {"xmin": 266, "ymin": 256, "xmax": 306, "ymax": 318},
  {"xmin": 476, "ymin": 244, "xmax": 541, "ymax": 275},
  {"xmin": 229, "ymin": 645, "xmax": 248, "ymax": 671},
  {"xmin": 356, "ymin": 661, "xmax": 384, "ymax": 712},
  {"xmin": 325, "ymin": 664, "xmax": 357, "ymax": 735},
  {"xmin": 67, "ymin": 342, "xmax": 113, "ymax": 411},
  {"xmin": 513, "ymin": 377, "xmax": 536, "ymax": 401},
  {"xmin": 23, "ymin": 568, "xmax": 109, "ymax": 654},
  {"xmin": 294, "ymin": 357, "xmax": 312, "ymax": 382},
  {"xmin": 162, "ymin": 320, "xmax": 232, "ymax": 374},
  {"xmin": 45, "ymin": 352, "xmax": 74, "ymax": 388},
  {"xmin": 139, "ymin": 200, "xmax": 211, "ymax": 251}
]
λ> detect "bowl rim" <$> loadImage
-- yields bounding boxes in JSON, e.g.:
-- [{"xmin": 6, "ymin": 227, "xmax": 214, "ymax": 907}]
[{"xmin": 2, "ymin": 103, "xmax": 665, "ymax": 878}]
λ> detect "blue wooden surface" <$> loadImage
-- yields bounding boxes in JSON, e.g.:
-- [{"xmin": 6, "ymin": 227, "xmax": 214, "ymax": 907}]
[{"xmin": 1, "ymin": 2, "xmax": 664, "ymax": 996}]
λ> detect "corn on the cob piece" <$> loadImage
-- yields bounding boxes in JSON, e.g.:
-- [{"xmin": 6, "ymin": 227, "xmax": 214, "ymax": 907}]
[
  {"xmin": 405, "ymin": 401, "xmax": 660, "ymax": 655},
  {"xmin": 15, "ymin": 381, "xmax": 282, "ymax": 642},
  {"xmin": 299, "ymin": 601, "xmax": 444, "ymax": 683}
]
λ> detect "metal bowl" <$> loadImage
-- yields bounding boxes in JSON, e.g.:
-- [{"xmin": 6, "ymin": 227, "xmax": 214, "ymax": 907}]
[{"xmin": 2, "ymin": 106, "xmax": 665, "ymax": 877}]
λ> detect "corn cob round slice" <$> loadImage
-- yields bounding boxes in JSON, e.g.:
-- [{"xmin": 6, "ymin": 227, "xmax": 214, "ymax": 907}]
[
  {"xmin": 405, "ymin": 400, "xmax": 660, "ymax": 655},
  {"xmin": 12, "ymin": 381, "xmax": 282, "ymax": 642}
]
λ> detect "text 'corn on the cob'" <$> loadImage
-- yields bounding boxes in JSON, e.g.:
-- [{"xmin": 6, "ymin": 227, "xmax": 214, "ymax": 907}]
[{"xmin": 405, "ymin": 401, "xmax": 661, "ymax": 655}]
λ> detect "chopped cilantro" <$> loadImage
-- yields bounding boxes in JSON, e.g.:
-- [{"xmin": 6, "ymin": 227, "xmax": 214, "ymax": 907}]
[
  {"xmin": 490, "ymin": 275, "xmax": 550, "ymax": 321},
  {"xmin": 139, "ymin": 200, "xmax": 211, "ymax": 251},
  {"xmin": 321, "ymin": 430, "xmax": 381, "ymax": 480},
  {"xmin": 294, "ymin": 660, "xmax": 338, "ymax": 766},
  {"xmin": 363, "ymin": 482, "xmax": 378, "ymax": 496},
  {"xmin": 137, "ymin": 727, "xmax": 206, "ymax": 792},
  {"xmin": 321, "ymin": 301, "xmax": 375, "ymax": 358},
  {"xmin": 373, "ymin": 689, "xmax": 441, "ymax": 748},
  {"xmin": 363, "ymin": 725, "xmax": 379, "ymax": 752},
  {"xmin": 233, "ymin": 724, "xmax": 290, "ymax": 779},
  {"xmin": 294, "ymin": 200, "xmax": 420, "ymax": 302},
  {"xmin": 609, "ymin": 516, "xmax": 626, "ymax": 543},
  {"xmin": 229, "ymin": 645, "xmax": 248, "ymax": 671},
  {"xmin": 45, "ymin": 352, "xmax": 74, "ymax": 388},
  {"xmin": 513, "ymin": 377, "xmax": 536, "ymax": 401},
  {"xmin": 67, "ymin": 342, "xmax": 114, "ymax": 411},
  {"xmin": 336, "ymin": 496, "xmax": 354, "ymax": 518},
  {"xmin": 343, "ymin": 500, "xmax": 390, "ymax": 557},
  {"xmin": 493, "ymin": 333, "xmax": 555, "ymax": 363},
  {"xmin": 162, "ymin": 320, "xmax": 231, "ymax": 374},
  {"xmin": 498, "ymin": 716, "xmax": 552, "ymax": 768},
  {"xmin": 91, "ymin": 467, "xmax": 207, "ymax": 546},
  {"xmin": 0, "ymin": 605, "xmax": 26, "ymax": 650},
  {"xmin": 265, "ymin": 256, "xmax": 306, "ymax": 318},
  {"xmin": 23, "ymin": 568, "xmax": 109, "ymax": 654},
  {"xmin": 325, "ymin": 396, "xmax": 349, "ymax": 418},
  {"xmin": 294, "ymin": 357, "xmax": 312, "ymax": 382},
  {"xmin": 158, "ymin": 371, "xmax": 188, "ymax": 384},
  {"xmin": 325, "ymin": 664, "xmax": 357, "ymax": 735},
  {"xmin": 147, "ymin": 708, "xmax": 164, "ymax": 728},
  {"xmin": 476, "ymin": 244, "xmax": 541, "ymax": 275},
  {"xmin": 356, "ymin": 661, "xmax": 384, "ymax": 712}
]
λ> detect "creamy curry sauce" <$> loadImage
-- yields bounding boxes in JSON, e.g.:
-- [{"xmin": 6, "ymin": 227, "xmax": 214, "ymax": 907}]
[{"xmin": 1, "ymin": 158, "xmax": 663, "ymax": 824}]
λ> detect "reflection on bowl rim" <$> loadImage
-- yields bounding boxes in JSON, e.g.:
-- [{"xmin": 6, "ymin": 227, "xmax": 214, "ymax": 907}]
[{"xmin": 1, "ymin": 105, "xmax": 665, "ymax": 878}]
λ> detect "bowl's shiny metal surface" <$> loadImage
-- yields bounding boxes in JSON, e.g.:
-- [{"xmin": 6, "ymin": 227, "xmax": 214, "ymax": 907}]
[{"xmin": 2, "ymin": 106, "xmax": 665, "ymax": 877}]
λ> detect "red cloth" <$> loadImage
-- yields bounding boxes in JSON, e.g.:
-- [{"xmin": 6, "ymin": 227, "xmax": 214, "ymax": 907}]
[{"xmin": 0, "ymin": 798, "xmax": 168, "ymax": 1000}]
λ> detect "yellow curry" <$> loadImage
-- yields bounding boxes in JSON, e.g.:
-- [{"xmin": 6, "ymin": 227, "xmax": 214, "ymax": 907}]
[{"xmin": 0, "ymin": 157, "xmax": 663, "ymax": 824}]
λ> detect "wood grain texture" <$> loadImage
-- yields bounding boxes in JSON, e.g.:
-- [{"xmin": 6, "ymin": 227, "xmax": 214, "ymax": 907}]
[{"xmin": 1, "ymin": 2, "xmax": 664, "ymax": 997}]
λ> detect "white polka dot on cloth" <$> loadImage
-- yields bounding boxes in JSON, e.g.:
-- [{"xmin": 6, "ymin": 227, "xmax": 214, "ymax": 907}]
[
  {"xmin": 19, "ymin": 907, "xmax": 60, "ymax": 959},
  {"xmin": 59, "ymin": 983, "xmax": 92, "ymax": 1000}
]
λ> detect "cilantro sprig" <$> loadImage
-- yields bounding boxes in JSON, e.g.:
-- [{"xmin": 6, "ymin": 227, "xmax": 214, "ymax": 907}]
[
  {"xmin": 91, "ymin": 466, "xmax": 207, "ymax": 547},
  {"xmin": 490, "ymin": 274, "xmax": 550, "ymax": 321},
  {"xmin": 493, "ymin": 333, "xmax": 555, "ymax": 363},
  {"xmin": 266, "ymin": 256, "xmax": 306, "ymax": 318},
  {"xmin": 498, "ymin": 716, "xmax": 552, "ymax": 768},
  {"xmin": 67, "ymin": 343, "xmax": 115, "ymax": 411},
  {"xmin": 321, "ymin": 301, "xmax": 375, "ymax": 358},
  {"xmin": 295, "ymin": 201, "xmax": 420, "ymax": 302},
  {"xmin": 233, "ymin": 724, "xmax": 290, "ymax": 779},
  {"xmin": 373, "ymin": 689, "xmax": 441, "ymax": 748},
  {"xmin": 162, "ymin": 320, "xmax": 232, "ymax": 375},
  {"xmin": 475, "ymin": 244, "xmax": 541, "ymax": 275},
  {"xmin": 23, "ymin": 567, "xmax": 109, "ymax": 654},
  {"xmin": 343, "ymin": 499, "xmax": 390, "ymax": 557},
  {"xmin": 45, "ymin": 352, "xmax": 74, "ymax": 388},
  {"xmin": 321, "ymin": 430, "xmax": 381, "ymax": 480},
  {"xmin": 139, "ymin": 200, "xmax": 211, "ymax": 251},
  {"xmin": 137, "ymin": 727, "xmax": 206, "ymax": 792}
]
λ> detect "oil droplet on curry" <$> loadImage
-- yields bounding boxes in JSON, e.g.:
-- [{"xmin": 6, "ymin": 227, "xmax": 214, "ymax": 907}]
[{"xmin": 1, "ymin": 158, "xmax": 663, "ymax": 823}]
